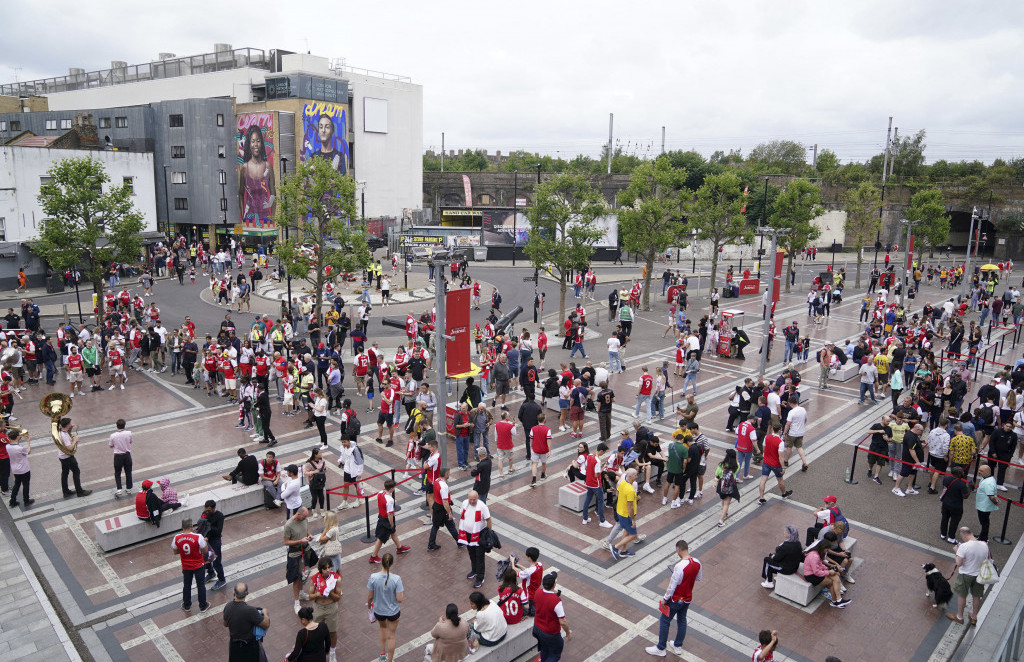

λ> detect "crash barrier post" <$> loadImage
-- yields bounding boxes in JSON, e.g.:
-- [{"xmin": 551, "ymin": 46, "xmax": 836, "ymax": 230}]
[{"xmin": 326, "ymin": 468, "xmax": 425, "ymax": 544}]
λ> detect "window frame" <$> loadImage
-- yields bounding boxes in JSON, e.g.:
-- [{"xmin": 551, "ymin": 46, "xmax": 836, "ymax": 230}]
[
  {"xmin": 169, "ymin": 114, "xmax": 184, "ymax": 128},
  {"xmin": 114, "ymin": 116, "xmax": 128, "ymax": 129},
  {"xmin": 98, "ymin": 117, "xmax": 111, "ymax": 129},
  {"xmin": 173, "ymin": 198, "xmax": 188, "ymax": 210}
]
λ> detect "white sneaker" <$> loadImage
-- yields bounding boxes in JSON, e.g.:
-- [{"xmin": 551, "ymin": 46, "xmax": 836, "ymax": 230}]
[
  {"xmin": 120, "ymin": 385, "xmax": 125, "ymax": 390},
  {"xmin": 113, "ymin": 489, "xmax": 125, "ymax": 497},
  {"xmin": 906, "ymin": 488, "xmax": 920, "ymax": 495},
  {"xmin": 294, "ymin": 600, "xmax": 301, "ymax": 614},
  {"xmin": 642, "ymin": 483, "xmax": 655, "ymax": 494},
  {"xmin": 599, "ymin": 521, "xmax": 613, "ymax": 529},
  {"xmin": 670, "ymin": 500, "xmax": 681, "ymax": 509},
  {"xmin": 998, "ymin": 485, "xmax": 1009, "ymax": 492},
  {"xmin": 684, "ymin": 499, "xmax": 693, "ymax": 505},
  {"xmin": 274, "ymin": 499, "xmax": 283, "ymax": 507},
  {"xmin": 892, "ymin": 488, "xmax": 905, "ymax": 497},
  {"xmin": 667, "ymin": 643, "xmax": 684, "ymax": 656},
  {"xmin": 109, "ymin": 385, "xmax": 115, "ymax": 390},
  {"xmin": 582, "ymin": 518, "xmax": 591, "ymax": 524},
  {"xmin": 760, "ymin": 580, "xmax": 775, "ymax": 589},
  {"xmin": 645, "ymin": 645, "xmax": 667, "ymax": 657},
  {"xmin": 661, "ymin": 496, "xmax": 668, "ymax": 505},
  {"xmin": 694, "ymin": 491, "xmax": 703, "ymax": 499},
  {"xmin": 69, "ymin": 392, "xmax": 74, "ymax": 398}
]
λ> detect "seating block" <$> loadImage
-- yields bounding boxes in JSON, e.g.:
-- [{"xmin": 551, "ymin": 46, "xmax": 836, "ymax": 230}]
[
  {"xmin": 773, "ymin": 573, "xmax": 817, "ymax": 606},
  {"xmin": 93, "ymin": 482, "xmax": 264, "ymax": 552},
  {"xmin": 471, "ymin": 611, "xmax": 536, "ymax": 662},
  {"xmin": 558, "ymin": 482, "xmax": 588, "ymax": 512},
  {"xmin": 833, "ymin": 363, "xmax": 860, "ymax": 382}
]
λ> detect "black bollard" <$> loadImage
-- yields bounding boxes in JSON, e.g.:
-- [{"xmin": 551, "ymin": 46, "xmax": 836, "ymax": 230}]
[{"xmin": 360, "ymin": 495, "xmax": 375, "ymax": 543}]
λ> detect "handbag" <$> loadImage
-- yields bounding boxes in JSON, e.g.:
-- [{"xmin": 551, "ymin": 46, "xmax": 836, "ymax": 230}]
[{"xmin": 978, "ymin": 556, "xmax": 1000, "ymax": 585}]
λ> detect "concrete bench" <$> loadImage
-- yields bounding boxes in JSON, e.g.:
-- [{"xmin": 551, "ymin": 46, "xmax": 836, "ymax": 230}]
[
  {"xmin": 558, "ymin": 482, "xmax": 588, "ymax": 512},
  {"xmin": 471, "ymin": 613, "xmax": 536, "ymax": 662},
  {"xmin": 93, "ymin": 483, "xmax": 264, "ymax": 552},
  {"xmin": 832, "ymin": 363, "xmax": 860, "ymax": 382},
  {"xmin": 774, "ymin": 537, "xmax": 858, "ymax": 607}
]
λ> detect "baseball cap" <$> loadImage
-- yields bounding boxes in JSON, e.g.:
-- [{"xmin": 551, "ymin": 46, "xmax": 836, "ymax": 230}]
[
  {"xmin": 141, "ymin": 480, "xmax": 153, "ymax": 489},
  {"xmin": 823, "ymin": 495, "xmax": 837, "ymax": 504}
]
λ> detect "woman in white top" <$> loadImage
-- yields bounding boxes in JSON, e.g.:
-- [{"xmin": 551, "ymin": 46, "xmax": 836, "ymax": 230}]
[
  {"xmin": 318, "ymin": 510, "xmax": 343, "ymax": 573},
  {"xmin": 280, "ymin": 464, "xmax": 303, "ymax": 517},
  {"xmin": 558, "ymin": 382, "xmax": 571, "ymax": 432},
  {"xmin": 312, "ymin": 387, "xmax": 329, "ymax": 448},
  {"xmin": 336, "ymin": 436, "xmax": 365, "ymax": 509},
  {"xmin": 518, "ymin": 332, "xmax": 533, "ymax": 364}
]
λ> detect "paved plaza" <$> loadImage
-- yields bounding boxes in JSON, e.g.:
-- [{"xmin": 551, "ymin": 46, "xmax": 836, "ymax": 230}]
[{"xmin": 1, "ymin": 257, "xmax": 1022, "ymax": 662}]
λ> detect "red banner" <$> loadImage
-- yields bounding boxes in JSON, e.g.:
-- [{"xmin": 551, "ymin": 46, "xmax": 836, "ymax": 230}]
[
  {"xmin": 462, "ymin": 175, "xmax": 473, "ymax": 207},
  {"xmin": 445, "ymin": 288, "xmax": 471, "ymax": 376},
  {"xmin": 771, "ymin": 249, "xmax": 784, "ymax": 305}
]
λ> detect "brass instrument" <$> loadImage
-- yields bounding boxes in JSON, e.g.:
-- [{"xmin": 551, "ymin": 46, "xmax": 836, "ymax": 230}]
[{"xmin": 40, "ymin": 393, "xmax": 74, "ymax": 455}]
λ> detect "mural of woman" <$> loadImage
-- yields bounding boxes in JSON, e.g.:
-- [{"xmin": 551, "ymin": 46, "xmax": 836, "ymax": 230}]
[
  {"xmin": 315, "ymin": 115, "xmax": 347, "ymax": 174},
  {"xmin": 238, "ymin": 124, "xmax": 276, "ymax": 228}
]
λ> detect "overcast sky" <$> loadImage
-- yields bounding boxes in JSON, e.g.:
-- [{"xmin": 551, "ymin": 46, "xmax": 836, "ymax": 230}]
[{"xmin": 4, "ymin": 1, "xmax": 1023, "ymax": 165}]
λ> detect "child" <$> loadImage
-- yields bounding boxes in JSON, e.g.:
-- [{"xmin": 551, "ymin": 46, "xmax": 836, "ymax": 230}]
[
  {"xmin": 513, "ymin": 547, "xmax": 543, "ymax": 617},
  {"xmin": 715, "ymin": 449, "xmax": 740, "ymax": 527},
  {"xmin": 157, "ymin": 476, "xmax": 186, "ymax": 508}
]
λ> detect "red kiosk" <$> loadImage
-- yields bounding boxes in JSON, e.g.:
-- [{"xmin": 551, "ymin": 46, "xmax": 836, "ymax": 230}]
[{"xmin": 717, "ymin": 310, "xmax": 745, "ymax": 357}]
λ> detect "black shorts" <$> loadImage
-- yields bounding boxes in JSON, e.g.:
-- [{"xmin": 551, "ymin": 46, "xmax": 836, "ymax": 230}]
[
  {"xmin": 86, "ymin": 367, "xmax": 100, "ymax": 377},
  {"xmin": 375, "ymin": 517, "xmax": 395, "ymax": 543},
  {"xmin": 696, "ymin": 464, "xmax": 707, "ymax": 476},
  {"xmin": 495, "ymin": 381, "xmax": 510, "ymax": 396},
  {"xmin": 343, "ymin": 472, "xmax": 358, "ymax": 485},
  {"xmin": 667, "ymin": 472, "xmax": 684, "ymax": 487},
  {"xmin": 806, "ymin": 574, "xmax": 825, "ymax": 586},
  {"xmin": 286, "ymin": 554, "xmax": 302, "ymax": 584},
  {"xmin": 374, "ymin": 611, "xmax": 400, "ymax": 622},
  {"xmin": 929, "ymin": 456, "xmax": 948, "ymax": 473},
  {"xmin": 899, "ymin": 462, "xmax": 917, "ymax": 477},
  {"xmin": 377, "ymin": 412, "xmax": 394, "ymax": 427}
]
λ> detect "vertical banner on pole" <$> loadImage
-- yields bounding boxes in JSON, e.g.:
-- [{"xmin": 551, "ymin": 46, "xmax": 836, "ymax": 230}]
[
  {"xmin": 445, "ymin": 288, "xmax": 471, "ymax": 376},
  {"xmin": 771, "ymin": 249, "xmax": 784, "ymax": 307},
  {"xmin": 462, "ymin": 175, "xmax": 473, "ymax": 208},
  {"xmin": 907, "ymin": 235, "xmax": 915, "ymax": 272}
]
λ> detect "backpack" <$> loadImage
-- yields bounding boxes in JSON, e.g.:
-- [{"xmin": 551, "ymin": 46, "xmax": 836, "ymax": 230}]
[
  {"xmin": 346, "ymin": 410, "xmax": 362, "ymax": 437},
  {"xmin": 717, "ymin": 468, "xmax": 736, "ymax": 496}
]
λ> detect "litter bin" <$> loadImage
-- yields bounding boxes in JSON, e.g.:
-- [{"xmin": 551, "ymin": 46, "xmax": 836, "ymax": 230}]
[
  {"xmin": 46, "ymin": 276, "xmax": 64, "ymax": 293},
  {"xmin": 473, "ymin": 247, "xmax": 488, "ymax": 262}
]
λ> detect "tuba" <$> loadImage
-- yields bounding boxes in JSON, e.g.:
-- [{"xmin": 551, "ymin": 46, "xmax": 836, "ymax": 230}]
[{"xmin": 40, "ymin": 393, "xmax": 75, "ymax": 455}]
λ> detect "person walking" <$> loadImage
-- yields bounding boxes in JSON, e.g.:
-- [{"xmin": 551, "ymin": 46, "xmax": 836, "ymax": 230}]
[
  {"xmin": 596, "ymin": 381, "xmax": 614, "ymax": 442},
  {"xmin": 256, "ymin": 383, "xmax": 277, "ymax": 447},
  {"xmin": 284, "ymin": 507, "xmax": 314, "ymax": 614},
  {"xmin": 57, "ymin": 417, "xmax": 91, "ymax": 498},
  {"xmin": 367, "ymin": 553, "xmax": 404, "ymax": 662},
  {"xmin": 758, "ymin": 423, "xmax": 792, "ymax": 504},
  {"xmin": 682, "ymin": 354, "xmax": 699, "ymax": 397},
  {"xmin": 199, "ymin": 499, "xmax": 227, "ymax": 591},
  {"xmin": 6, "ymin": 428, "xmax": 32, "ymax": 508},
  {"xmin": 645, "ymin": 539, "xmax": 702, "ymax": 658},
  {"xmin": 286, "ymin": 606, "xmax": 331, "ymax": 662},
  {"xmin": 635, "ymin": 367, "xmax": 654, "ymax": 422},
  {"xmin": 172, "ymin": 518, "xmax": 210, "ymax": 613},
  {"xmin": 458, "ymin": 490, "xmax": 492, "ymax": 589},
  {"xmin": 532, "ymin": 572, "xmax": 571, "ymax": 662},
  {"xmin": 946, "ymin": 527, "xmax": 989, "ymax": 626},
  {"xmin": 858, "ymin": 358, "xmax": 879, "ymax": 405},
  {"xmin": 428, "ymin": 468, "xmax": 460, "ymax": 550},
  {"xmin": 939, "ymin": 467, "xmax": 971, "ymax": 543},
  {"xmin": 223, "ymin": 582, "xmax": 270, "ymax": 662},
  {"xmin": 610, "ymin": 468, "xmax": 640, "ymax": 560},
  {"xmin": 109, "ymin": 418, "xmax": 134, "ymax": 497},
  {"xmin": 369, "ymin": 479, "xmax": 410, "ymax": 562},
  {"xmin": 309, "ymin": 557, "xmax": 341, "ymax": 662},
  {"xmin": 782, "ymin": 397, "xmax": 809, "ymax": 472}
]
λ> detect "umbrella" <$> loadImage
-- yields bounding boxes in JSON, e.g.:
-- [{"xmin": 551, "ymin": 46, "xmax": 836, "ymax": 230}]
[{"xmin": 979, "ymin": 264, "xmax": 999, "ymax": 271}]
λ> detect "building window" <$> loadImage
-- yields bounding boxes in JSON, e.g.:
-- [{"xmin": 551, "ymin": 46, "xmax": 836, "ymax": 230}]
[
  {"xmin": 0, "ymin": 218, "xmax": 5, "ymax": 242},
  {"xmin": 115, "ymin": 117, "xmax": 128, "ymax": 128},
  {"xmin": 45, "ymin": 119, "xmax": 57, "ymax": 130},
  {"xmin": 10, "ymin": 121, "xmax": 20, "ymax": 132},
  {"xmin": 60, "ymin": 119, "xmax": 72, "ymax": 130},
  {"xmin": 40, "ymin": 176, "xmax": 52, "ymax": 187},
  {"xmin": 169, "ymin": 114, "xmax": 184, "ymax": 127},
  {"xmin": 220, "ymin": 198, "xmax": 228, "ymax": 211},
  {"xmin": 0, "ymin": 121, "xmax": 6, "ymax": 131},
  {"xmin": 98, "ymin": 117, "xmax": 111, "ymax": 129},
  {"xmin": 216, "ymin": 114, "xmax": 224, "ymax": 127},
  {"xmin": 171, "ymin": 171, "xmax": 187, "ymax": 184},
  {"xmin": 171, "ymin": 145, "xmax": 185, "ymax": 158},
  {"xmin": 123, "ymin": 176, "xmax": 134, "ymax": 194},
  {"xmin": 173, "ymin": 198, "xmax": 188, "ymax": 210},
  {"xmin": 217, "ymin": 145, "xmax": 226, "ymax": 158}
]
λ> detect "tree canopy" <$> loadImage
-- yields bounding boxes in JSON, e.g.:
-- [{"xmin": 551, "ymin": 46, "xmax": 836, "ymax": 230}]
[
  {"xmin": 34, "ymin": 157, "xmax": 144, "ymax": 317},
  {"xmin": 904, "ymin": 187, "xmax": 950, "ymax": 255},
  {"xmin": 685, "ymin": 171, "xmax": 751, "ymax": 294},
  {"xmin": 768, "ymin": 179, "xmax": 823, "ymax": 291},
  {"xmin": 841, "ymin": 182, "xmax": 882, "ymax": 287},
  {"xmin": 274, "ymin": 157, "xmax": 371, "ymax": 318}
]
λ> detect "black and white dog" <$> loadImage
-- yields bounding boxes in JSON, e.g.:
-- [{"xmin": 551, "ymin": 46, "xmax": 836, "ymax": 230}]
[{"xmin": 923, "ymin": 563, "xmax": 953, "ymax": 609}]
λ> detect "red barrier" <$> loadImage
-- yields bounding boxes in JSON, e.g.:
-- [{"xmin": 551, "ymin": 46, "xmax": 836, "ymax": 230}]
[{"xmin": 327, "ymin": 467, "xmax": 424, "ymax": 499}]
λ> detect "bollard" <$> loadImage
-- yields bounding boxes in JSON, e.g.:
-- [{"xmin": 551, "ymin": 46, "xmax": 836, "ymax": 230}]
[
  {"xmin": 845, "ymin": 445, "xmax": 859, "ymax": 485},
  {"xmin": 326, "ymin": 488, "xmax": 331, "ymax": 510},
  {"xmin": 992, "ymin": 499, "xmax": 1014, "ymax": 545},
  {"xmin": 360, "ymin": 495, "xmax": 375, "ymax": 543}
]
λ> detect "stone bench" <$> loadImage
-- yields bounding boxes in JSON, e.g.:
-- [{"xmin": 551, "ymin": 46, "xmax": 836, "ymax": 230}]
[
  {"xmin": 471, "ymin": 613, "xmax": 536, "ymax": 662},
  {"xmin": 773, "ymin": 537, "xmax": 858, "ymax": 607},
  {"xmin": 93, "ymin": 483, "xmax": 265, "ymax": 552},
  {"xmin": 558, "ymin": 481, "xmax": 588, "ymax": 512},
  {"xmin": 832, "ymin": 362, "xmax": 860, "ymax": 382}
]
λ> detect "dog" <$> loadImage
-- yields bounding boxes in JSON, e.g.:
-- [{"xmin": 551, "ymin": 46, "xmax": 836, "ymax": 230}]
[{"xmin": 923, "ymin": 563, "xmax": 953, "ymax": 609}]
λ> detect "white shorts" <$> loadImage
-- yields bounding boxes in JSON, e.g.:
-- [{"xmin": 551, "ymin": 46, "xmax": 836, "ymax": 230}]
[
  {"xmin": 109, "ymin": 365, "xmax": 123, "ymax": 374},
  {"xmin": 532, "ymin": 452, "xmax": 549, "ymax": 465},
  {"xmin": 225, "ymin": 378, "xmax": 237, "ymax": 390},
  {"xmin": 69, "ymin": 370, "xmax": 83, "ymax": 383},
  {"xmin": 283, "ymin": 392, "xmax": 294, "ymax": 405},
  {"xmin": 675, "ymin": 361, "xmax": 684, "ymax": 368}
]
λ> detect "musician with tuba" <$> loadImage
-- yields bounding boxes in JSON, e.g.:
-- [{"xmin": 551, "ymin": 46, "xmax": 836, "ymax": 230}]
[{"xmin": 40, "ymin": 392, "xmax": 93, "ymax": 500}]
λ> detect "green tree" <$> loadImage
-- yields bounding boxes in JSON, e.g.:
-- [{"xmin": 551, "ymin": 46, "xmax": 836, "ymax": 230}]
[
  {"xmin": 617, "ymin": 157, "xmax": 691, "ymax": 310},
  {"xmin": 748, "ymin": 140, "xmax": 808, "ymax": 175},
  {"xmin": 840, "ymin": 182, "xmax": 882, "ymax": 287},
  {"xmin": 815, "ymin": 149, "xmax": 841, "ymax": 177},
  {"xmin": 275, "ymin": 158, "xmax": 371, "ymax": 319},
  {"xmin": 523, "ymin": 174, "xmax": 606, "ymax": 323},
  {"xmin": 685, "ymin": 171, "xmax": 751, "ymax": 296},
  {"xmin": 34, "ymin": 157, "xmax": 144, "ymax": 318},
  {"xmin": 904, "ymin": 188, "xmax": 949, "ymax": 258},
  {"xmin": 890, "ymin": 130, "xmax": 927, "ymax": 179},
  {"xmin": 768, "ymin": 179, "xmax": 823, "ymax": 292}
]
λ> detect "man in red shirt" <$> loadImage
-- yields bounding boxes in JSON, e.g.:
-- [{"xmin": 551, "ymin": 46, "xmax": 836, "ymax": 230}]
[
  {"xmin": 537, "ymin": 327, "xmax": 548, "ymax": 370},
  {"xmin": 533, "ymin": 572, "xmax": 572, "ymax": 659},
  {"xmin": 66, "ymin": 345, "xmax": 85, "ymax": 397},
  {"xmin": 171, "ymin": 518, "xmax": 210, "ymax": 613},
  {"xmin": 369, "ymin": 479, "xmax": 410, "ymax": 563},
  {"xmin": 376, "ymin": 382, "xmax": 396, "ymax": 447},
  {"xmin": 530, "ymin": 413, "xmax": 551, "ymax": 488},
  {"xmin": 494, "ymin": 411, "xmax": 517, "ymax": 477},
  {"xmin": 757, "ymin": 422, "xmax": 793, "ymax": 504},
  {"xmin": 427, "ymin": 468, "xmax": 459, "ymax": 551},
  {"xmin": 646, "ymin": 539, "xmax": 702, "ymax": 657},
  {"xmin": 106, "ymin": 342, "xmax": 126, "ymax": 390},
  {"xmin": 636, "ymin": 367, "xmax": 654, "ymax": 422},
  {"xmin": 353, "ymin": 349, "xmax": 369, "ymax": 396}
]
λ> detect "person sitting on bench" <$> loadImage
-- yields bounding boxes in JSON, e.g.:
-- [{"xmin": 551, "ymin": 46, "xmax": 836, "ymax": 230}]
[
  {"xmin": 135, "ymin": 479, "xmax": 180, "ymax": 528},
  {"xmin": 803, "ymin": 538, "xmax": 851, "ymax": 609},
  {"xmin": 815, "ymin": 525, "xmax": 855, "ymax": 583},
  {"xmin": 760, "ymin": 525, "xmax": 804, "ymax": 589}
]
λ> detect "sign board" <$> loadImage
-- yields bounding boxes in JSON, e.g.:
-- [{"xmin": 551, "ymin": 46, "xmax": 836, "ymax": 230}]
[
  {"xmin": 445, "ymin": 288, "xmax": 471, "ymax": 376},
  {"xmin": 738, "ymin": 279, "xmax": 759, "ymax": 295}
]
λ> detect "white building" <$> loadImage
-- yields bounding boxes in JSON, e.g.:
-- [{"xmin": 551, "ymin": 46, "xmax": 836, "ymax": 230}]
[{"xmin": 0, "ymin": 147, "xmax": 157, "ymax": 243}]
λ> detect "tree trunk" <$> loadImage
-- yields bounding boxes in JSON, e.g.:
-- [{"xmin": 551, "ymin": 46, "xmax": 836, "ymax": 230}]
[
  {"xmin": 784, "ymin": 252, "xmax": 794, "ymax": 293},
  {"xmin": 855, "ymin": 251, "xmax": 863, "ymax": 288},
  {"xmin": 642, "ymin": 249, "xmax": 656, "ymax": 310},
  {"xmin": 708, "ymin": 244, "xmax": 720, "ymax": 303},
  {"xmin": 558, "ymin": 274, "xmax": 567, "ymax": 332}
]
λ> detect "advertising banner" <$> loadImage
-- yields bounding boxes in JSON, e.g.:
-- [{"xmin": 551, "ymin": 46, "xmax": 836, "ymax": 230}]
[
  {"xmin": 445, "ymin": 288, "xmax": 471, "ymax": 376},
  {"xmin": 300, "ymin": 102, "xmax": 350, "ymax": 175},
  {"xmin": 462, "ymin": 175, "xmax": 473, "ymax": 207},
  {"xmin": 236, "ymin": 112, "xmax": 277, "ymax": 230}
]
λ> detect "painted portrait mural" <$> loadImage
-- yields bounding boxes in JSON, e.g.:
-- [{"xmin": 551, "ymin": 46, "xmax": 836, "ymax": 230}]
[
  {"xmin": 301, "ymin": 102, "xmax": 349, "ymax": 175},
  {"xmin": 236, "ymin": 113, "xmax": 277, "ymax": 229}
]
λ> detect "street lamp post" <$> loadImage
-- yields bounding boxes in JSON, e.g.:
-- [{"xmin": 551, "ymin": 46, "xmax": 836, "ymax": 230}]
[
  {"xmin": 899, "ymin": 218, "xmax": 920, "ymax": 294},
  {"xmin": 758, "ymin": 228, "xmax": 789, "ymax": 378},
  {"xmin": 512, "ymin": 171, "xmax": 518, "ymax": 266}
]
